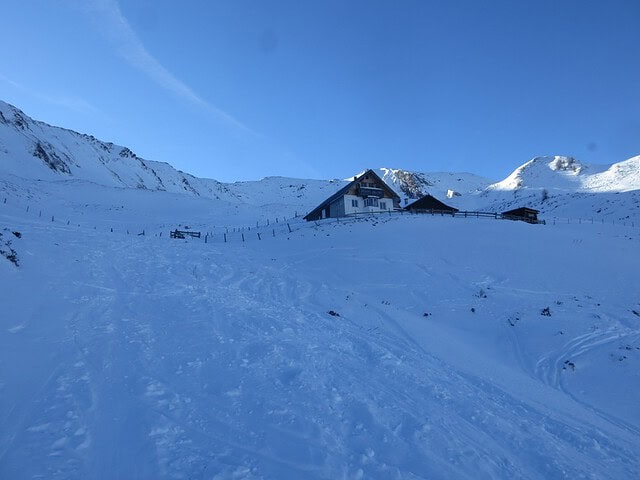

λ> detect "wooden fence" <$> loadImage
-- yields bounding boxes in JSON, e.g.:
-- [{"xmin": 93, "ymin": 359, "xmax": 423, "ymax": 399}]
[{"xmin": 322, "ymin": 208, "xmax": 546, "ymax": 225}]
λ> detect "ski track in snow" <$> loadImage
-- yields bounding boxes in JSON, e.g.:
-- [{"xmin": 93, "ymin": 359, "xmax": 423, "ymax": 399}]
[{"xmin": 1, "ymin": 211, "xmax": 639, "ymax": 479}]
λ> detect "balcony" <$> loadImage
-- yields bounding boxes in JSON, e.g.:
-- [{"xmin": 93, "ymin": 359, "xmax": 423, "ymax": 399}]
[{"xmin": 357, "ymin": 186, "xmax": 384, "ymax": 198}]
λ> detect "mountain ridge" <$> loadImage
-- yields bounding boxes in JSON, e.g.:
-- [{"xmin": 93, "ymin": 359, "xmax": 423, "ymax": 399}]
[{"xmin": 1, "ymin": 99, "xmax": 639, "ymax": 222}]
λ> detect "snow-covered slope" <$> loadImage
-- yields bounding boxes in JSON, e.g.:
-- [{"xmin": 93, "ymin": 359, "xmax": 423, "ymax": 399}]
[
  {"xmin": 462, "ymin": 156, "xmax": 640, "ymax": 222},
  {"xmin": 0, "ymin": 100, "xmax": 347, "ymax": 220},
  {"xmin": 0, "ymin": 100, "xmax": 235, "ymax": 199},
  {"xmin": 1, "ymin": 200, "xmax": 639, "ymax": 479}
]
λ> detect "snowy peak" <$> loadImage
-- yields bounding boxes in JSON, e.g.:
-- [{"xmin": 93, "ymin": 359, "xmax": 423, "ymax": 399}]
[
  {"xmin": 378, "ymin": 167, "xmax": 493, "ymax": 205},
  {"xmin": 548, "ymin": 156, "xmax": 584, "ymax": 174},
  {"xmin": 490, "ymin": 156, "xmax": 587, "ymax": 191},
  {"xmin": 490, "ymin": 155, "xmax": 640, "ymax": 193},
  {"xmin": 379, "ymin": 168, "xmax": 434, "ymax": 199},
  {"xmin": 0, "ymin": 100, "xmax": 240, "ymax": 200}
]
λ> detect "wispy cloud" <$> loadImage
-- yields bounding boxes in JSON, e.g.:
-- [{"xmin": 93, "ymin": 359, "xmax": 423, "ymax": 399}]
[
  {"xmin": 0, "ymin": 73, "xmax": 99, "ymax": 114},
  {"xmin": 90, "ymin": 0, "xmax": 253, "ymax": 134}
]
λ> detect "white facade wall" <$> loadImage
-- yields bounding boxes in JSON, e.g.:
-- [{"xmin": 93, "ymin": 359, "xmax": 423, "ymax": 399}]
[{"xmin": 343, "ymin": 194, "xmax": 393, "ymax": 216}]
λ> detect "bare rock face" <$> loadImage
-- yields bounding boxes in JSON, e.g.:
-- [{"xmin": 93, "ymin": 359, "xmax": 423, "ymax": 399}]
[
  {"xmin": 386, "ymin": 169, "xmax": 433, "ymax": 199},
  {"xmin": 549, "ymin": 156, "xmax": 582, "ymax": 174},
  {"xmin": 32, "ymin": 141, "xmax": 72, "ymax": 174}
]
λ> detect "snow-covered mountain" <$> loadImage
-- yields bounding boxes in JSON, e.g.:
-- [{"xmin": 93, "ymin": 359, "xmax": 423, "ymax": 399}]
[
  {"xmin": 490, "ymin": 155, "xmax": 640, "ymax": 193},
  {"xmin": 378, "ymin": 167, "xmax": 492, "ymax": 205},
  {"xmin": 0, "ymin": 100, "xmax": 232, "ymax": 198},
  {"xmin": 466, "ymin": 155, "xmax": 640, "ymax": 222},
  {"xmin": 0, "ymin": 100, "xmax": 347, "ymax": 223},
  {"xmin": 1, "ymin": 98, "xmax": 639, "ymax": 224}
]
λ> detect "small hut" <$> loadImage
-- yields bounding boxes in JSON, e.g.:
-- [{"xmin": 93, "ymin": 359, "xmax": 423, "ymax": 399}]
[
  {"xmin": 404, "ymin": 194, "xmax": 458, "ymax": 213},
  {"xmin": 501, "ymin": 207, "xmax": 539, "ymax": 223}
]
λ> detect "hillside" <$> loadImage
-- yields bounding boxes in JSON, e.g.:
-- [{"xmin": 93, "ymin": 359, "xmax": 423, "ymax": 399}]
[
  {"xmin": 472, "ymin": 156, "xmax": 640, "ymax": 223},
  {"xmin": 1, "ymin": 200, "xmax": 639, "ymax": 478}
]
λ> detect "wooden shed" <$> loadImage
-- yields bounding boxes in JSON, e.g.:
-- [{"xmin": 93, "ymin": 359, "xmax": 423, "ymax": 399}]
[
  {"xmin": 501, "ymin": 207, "xmax": 539, "ymax": 223},
  {"xmin": 404, "ymin": 194, "xmax": 459, "ymax": 213}
]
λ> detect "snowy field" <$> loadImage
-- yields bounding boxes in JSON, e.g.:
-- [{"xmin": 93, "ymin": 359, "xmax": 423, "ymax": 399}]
[{"xmin": 1, "ymin": 195, "xmax": 639, "ymax": 479}]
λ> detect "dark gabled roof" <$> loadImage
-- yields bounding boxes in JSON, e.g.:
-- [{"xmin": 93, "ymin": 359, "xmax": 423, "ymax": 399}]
[
  {"xmin": 502, "ymin": 207, "xmax": 539, "ymax": 216},
  {"xmin": 303, "ymin": 169, "xmax": 400, "ymax": 220},
  {"xmin": 405, "ymin": 194, "xmax": 458, "ymax": 212}
]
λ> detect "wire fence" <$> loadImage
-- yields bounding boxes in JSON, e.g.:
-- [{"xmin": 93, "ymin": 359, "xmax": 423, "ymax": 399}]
[
  {"xmin": 0, "ymin": 194, "xmax": 305, "ymax": 245},
  {"xmin": 1, "ymin": 195, "xmax": 638, "ymax": 248}
]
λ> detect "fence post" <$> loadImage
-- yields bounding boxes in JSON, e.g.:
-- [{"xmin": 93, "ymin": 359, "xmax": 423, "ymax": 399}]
[
  {"xmin": 51, "ymin": 216, "xmax": 54, "ymax": 222},
  {"xmin": 67, "ymin": 220, "xmax": 70, "ymax": 225},
  {"xmin": 224, "ymin": 233, "xmax": 227, "ymax": 243},
  {"xmin": 287, "ymin": 223, "xmax": 292, "ymax": 233},
  {"xmin": 26, "ymin": 205, "xmax": 29, "ymax": 212},
  {"xmin": 242, "ymin": 233, "xmax": 245, "ymax": 242},
  {"xmin": 257, "ymin": 233, "xmax": 261, "ymax": 240},
  {"xmin": 205, "ymin": 234, "xmax": 208, "ymax": 243},
  {"xmin": 272, "ymin": 229, "xmax": 275, "ymax": 237},
  {"xmin": 267, "ymin": 219, "xmax": 270, "ymax": 226},
  {"xmin": 39, "ymin": 210, "xmax": 42, "ymax": 217}
]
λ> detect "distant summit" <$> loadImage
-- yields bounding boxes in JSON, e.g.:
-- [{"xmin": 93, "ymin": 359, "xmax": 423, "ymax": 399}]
[{"xmin": 489, "ymin": 155, "xmax": 640, "ymax": 193}]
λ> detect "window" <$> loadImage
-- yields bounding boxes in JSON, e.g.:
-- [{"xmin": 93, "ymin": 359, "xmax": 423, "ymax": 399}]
[
  {"xmin": 364, "ymin": 198, "xmax": 378, "ymax": 207},
  {"xmin": 351, "ymin": 199, "xmax": 359, "ymax": 207},
  {"xmin": 380, "ymin": 201, "xmax": 387, "ymax": 210}
]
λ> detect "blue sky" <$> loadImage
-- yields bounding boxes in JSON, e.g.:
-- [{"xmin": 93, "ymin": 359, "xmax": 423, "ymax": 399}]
[{"xmin": 2, "ymin": 0, "xmax": 639, "ymax": 182}]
